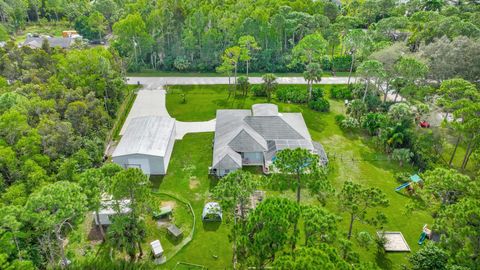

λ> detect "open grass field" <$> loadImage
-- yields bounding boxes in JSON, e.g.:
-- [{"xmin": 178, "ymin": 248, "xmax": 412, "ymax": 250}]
[
  {"xmin": 127, "ymin": 71, "xmax": 353, "ymax": 78},
  {"xmin": 163, "ymin": 84, "xmax": 433, "ymax": 269}
]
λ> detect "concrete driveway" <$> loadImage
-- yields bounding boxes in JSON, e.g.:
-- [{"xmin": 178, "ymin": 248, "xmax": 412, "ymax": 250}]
[
  {"xmin": 175, "ymin": 119, "xmax": 216, "ymax": 139},
  {"xmin": 120, "ymin": 86, "xmax": 215, "ymax": 139},
  {"xmin": 120, "ymin": 88, "xmax": 169, "ymax": 135}
]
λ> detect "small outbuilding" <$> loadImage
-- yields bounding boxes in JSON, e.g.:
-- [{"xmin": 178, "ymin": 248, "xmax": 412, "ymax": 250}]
[
  {"xmin": 167, "ymin": 224, "xmax": 183, "ymax": 238},
  {"xmin": 93, "ymin": 198, "xmax": 131, "ymax": 226},
  {"xmin": 150, "ymin": 240, "xmax": 164, "ymax": 258},
  {"xmin": 112, "ymin": 116, "xmax": 176, "ymax": 175},
  {"xmin": 202, "ymin": 202, "xmax": 222, "ymax": 222}
]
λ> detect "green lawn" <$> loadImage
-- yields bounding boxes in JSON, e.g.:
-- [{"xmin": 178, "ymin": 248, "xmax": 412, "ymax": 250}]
[
  {"xmin": 153, "ymin": 133, "xmax": 233, "ymax": 269},
  {"xmin": 128, "ymin": 71, "xmax": 352, "ymax": 78},
  {"xmin": 165, "ymin": 84, "xmax": 433, "ymax": 269}
]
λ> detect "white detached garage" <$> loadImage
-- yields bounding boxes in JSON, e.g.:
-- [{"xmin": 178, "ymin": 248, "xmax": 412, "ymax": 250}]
[{"xmin": 112, "ymin": 116, "xmax": 176, "ymax": 175}]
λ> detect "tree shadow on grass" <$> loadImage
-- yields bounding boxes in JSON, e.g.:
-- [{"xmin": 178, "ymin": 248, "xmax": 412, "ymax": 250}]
[
  {"xmin": 208, "ymin": 175, "xmax": 220, "ymax": 192},
  {"xmin": 202, "ymin": 221, "xmax": 221, "ymax": 231},
  {"xmin": 376, "ymin": 250, "xmax": 393, "ymax": 270},
  {"xmin": 150, "ymin": 175, "xmax": 164, "ymax": 191}
]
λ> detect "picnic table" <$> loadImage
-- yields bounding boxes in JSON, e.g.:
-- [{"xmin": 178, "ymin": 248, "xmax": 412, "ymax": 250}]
[
  {"xmin": 153, "ymin": 206, "xmax": 172, "ymax": 219},
  {"xmin": 167, "ymin": 224, "xmax": 183, "ymax": 238}
]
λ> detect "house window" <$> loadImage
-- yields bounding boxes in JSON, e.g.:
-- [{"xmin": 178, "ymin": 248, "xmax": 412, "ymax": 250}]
[{"xmin": 224, "ymin": 169, "xmax": 230, "ymax": 174}]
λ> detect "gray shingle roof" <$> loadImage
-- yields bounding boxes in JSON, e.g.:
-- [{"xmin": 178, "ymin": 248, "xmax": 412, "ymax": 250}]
[
  {"xmin": 23, "ymin": 37, "xmax": 75, "ymax": 49},
  {"xmin": 212, "ymin": 110, "xmax": 251, "ymax": 168},
  {"xmin": 112, "ymin": 116, "xmax": 175, "ymax": 157},
  {"xmin": 228, "ymin": 129, "xmax": 267, "ymax": 152},
  {"xmin": 213, "ymin": 104, "xmax": 324, "ymax": 171},
  {"xmin": 212, "ymin": 147, "xmax": 242, "ymax": 169},
  {"xmin": 243, "ymin": 116, "xmax": 304, "ymax": 140}
]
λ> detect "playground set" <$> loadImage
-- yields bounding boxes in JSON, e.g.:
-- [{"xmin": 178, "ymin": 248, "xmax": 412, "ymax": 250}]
[
  {"xmin": 418, "ymin": 224, "xmax": 431, "ymax": 245},
  {"xmin": 395, "ymin": 174, "xmax": 423, "ymax": 193},
  {"xmin": 418, "ymin": 224, "xmax": 440, "ymax": 245}
]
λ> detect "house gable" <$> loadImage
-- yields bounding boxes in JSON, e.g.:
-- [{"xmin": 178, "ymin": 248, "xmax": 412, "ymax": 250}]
[{"xmin": 228, "ymin": 129, "xmax": 267, "ymax": 152}]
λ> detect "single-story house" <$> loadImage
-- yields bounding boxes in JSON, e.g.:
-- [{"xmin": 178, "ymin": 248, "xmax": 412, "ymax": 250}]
[
  {"xmin": 93, "ymin": 197, "xmax": 131, "ymax": 226},
  {"xmin": 210, "ymin": 104, "xmax": 328, "ymax": 177},
  {"xmin": 22, "ymin": 36, "xmax": 79, "ymax": 49},
  {"xmin": 112, "ymin": 116, "xmax": 176, "ymax": 175}
]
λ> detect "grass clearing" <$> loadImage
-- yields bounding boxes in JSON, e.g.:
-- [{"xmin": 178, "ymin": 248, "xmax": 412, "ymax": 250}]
[
  {"xmin": 151, "ymin": 133, "xmax": 233, "ymax": 269},
  {"xmin": 165, "ymin": 84, "xmax": 432, "ymax": 269}
]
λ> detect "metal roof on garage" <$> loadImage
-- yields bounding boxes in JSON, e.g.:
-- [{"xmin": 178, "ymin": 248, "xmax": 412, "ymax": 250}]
[{"xmin": 112, "ymin": 116, "xmax": 175, "ymax": 157}]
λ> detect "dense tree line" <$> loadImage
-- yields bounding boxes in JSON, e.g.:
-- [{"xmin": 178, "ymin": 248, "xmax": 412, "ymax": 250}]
[
  {"xmin": 1, "ymin": 0, "xmax": 478, "ymax": 74},
  {"xmin": 0, "ymin": 42, "xmax": 129, "ymax": 268}
]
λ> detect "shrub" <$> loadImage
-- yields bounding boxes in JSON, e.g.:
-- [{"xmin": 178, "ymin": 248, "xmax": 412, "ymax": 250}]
[
  {"xmin": 330, "ymin": 85, "xmax": 353, "ymax": 100},
  {"xmin": 335, "ymin": 114, "xmax": 346, "ymax": 125},
  {"xmin": 312, "ymin": 87, "xmax": 325, "ymax": 100},
  {"xmin": 357, "ymin": 231, "xmax": 374, "ymax": 251},
  {"xmin": 360, "ymin": 112, "xmax": 387, "ymax": 135},
  {"xmin": 308, "ymin": 98, "xmax": 330, "ymax": 112},
  {"xmin": 321, "ymin": 57, "xmax": 332, "ymax": 70},
  {"xmin": 394, "ymin": 172, "xmax": 410, "ymax": 184},
  {"xmin": 391, "ymin": 148, "xmax": 414, "ymax": 167},
  {"xmin": 251, "ymin": 85, "xmax": 267, "ymax": 97},
  {"xmin": 332, "ymin": 55, "xmax": 352, "ymax": 71},
  {"xmin": 276, "ymin": 86, "xmax": 308, "ymax": 103},
  {"xmin": 173, "ymin": 56, "xmax": 190, "ymax": 71},
  {"xmin": 340, "ymin": 117, "xmax": 360, "ymax": 130},
  {"xmin": 409, "ymin": 243, "xmax": 448, "ymax": 270}
]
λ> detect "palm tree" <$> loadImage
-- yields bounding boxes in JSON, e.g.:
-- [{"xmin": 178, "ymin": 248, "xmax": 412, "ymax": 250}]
[
  {"xmin": 303, "ymin": 63, "xmax": 322, "ymax": 100},
  {"xmin": 262, "ymin": 73, "xmax": 278, "ymax": 102}
]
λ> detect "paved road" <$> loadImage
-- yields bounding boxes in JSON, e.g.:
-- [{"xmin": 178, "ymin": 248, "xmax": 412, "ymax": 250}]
[{"xmin": 126, "ymin": 76, "xmax": 352, "ymax": 88}]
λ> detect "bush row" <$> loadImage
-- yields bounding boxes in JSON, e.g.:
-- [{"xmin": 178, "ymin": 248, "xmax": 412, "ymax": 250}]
[{"xmin": 330, "ymin": 85, "xmax": 353, "ymax": 100}]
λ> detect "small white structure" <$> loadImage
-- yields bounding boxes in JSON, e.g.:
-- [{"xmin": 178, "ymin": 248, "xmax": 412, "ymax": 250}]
[
  {"xmin": 150, "ymin": 240, "xmax": 164, "ymax": 258},
  {"xmin": 202, "ymin": 202, "xmax": 222, "ymax": 222},
  {"xmin": 377, "ymin": 231, "xmax": 411, "ymax": 252},
  {"xmin": 112, "ymin": 116, "xmax": 176, "ymax": 175},
  {"xmin": 93, "ymin": 197, "xmax": 131, "ymax": 226}
]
